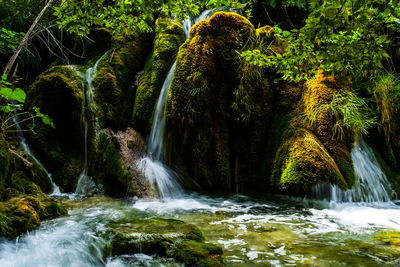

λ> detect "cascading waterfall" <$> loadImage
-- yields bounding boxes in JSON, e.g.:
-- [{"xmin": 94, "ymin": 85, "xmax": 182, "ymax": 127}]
[
  {"xmin": 75, "ymin": 51, "xmax": 109, "ymax": 195},
  {"xmin": 314, "ymin": 136, "xmax": 396, "ymax": 202},
  {"xmin": 138, "ymin": 10, "xmax": 215, "ymax": 198}
]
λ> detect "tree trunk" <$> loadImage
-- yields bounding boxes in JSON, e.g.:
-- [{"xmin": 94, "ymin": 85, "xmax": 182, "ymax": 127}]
[{"xmin": 3, "ymin": 0, "xmax": 55, "ymax": 76}]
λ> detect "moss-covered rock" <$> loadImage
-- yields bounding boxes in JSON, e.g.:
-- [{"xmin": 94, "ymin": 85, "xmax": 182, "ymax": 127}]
[
  {"xmin": 92, "ymin": 128, "xmax": 153, "ymax": 198},
  {"xmin": 271, "ymin": 74, "xmax": 356, "ymax": 194},
  {"xmin": 0, "ymin": 195, "xmax": 66, "ymax": 239},
  {"xmin": 172, "ymin": 240, "xmax": 223, "ymax": 267},
  {"xmin": 132, "ymin": 18, "xmax": 185, "ymax": 134},
  {"xmin": 166, "ymin": 12, "xmax": 257, "ymax": 192},
  {"xmin": 25, "ymin": 66, "xmax": 84, "ymax": 192},
  {"xmin": 108, "ymin": 218, "xmax": 223, "ymax": 266},
  {"xmin": 273, "ymin": 129, "xmax": 347, "ymax": 193},
  {"xmin": 91, "ymin": 29, "xmax": 154, "ymax": 130}
]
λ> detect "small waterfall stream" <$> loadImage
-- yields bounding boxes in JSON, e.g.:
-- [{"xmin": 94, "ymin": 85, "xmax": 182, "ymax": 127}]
[
  {"xmin": 75, "ymin": 52, "xmax": 109, "ymax": 195},
  {"xmin": 138, "ymin": 10, "xmax": 215, "ymax": 198},
  {"xmin": 13, "ymin": 117, "xmax": 61, "ymax": 194},
  {"xmin": 314, "ymin": 136, "xmax": 396, "ymax": 202}
]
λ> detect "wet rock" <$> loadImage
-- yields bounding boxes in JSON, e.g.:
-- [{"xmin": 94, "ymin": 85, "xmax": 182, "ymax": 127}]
[{"xmin": 92, "ymin": 128, "xmax": 154, "ymax": 198}]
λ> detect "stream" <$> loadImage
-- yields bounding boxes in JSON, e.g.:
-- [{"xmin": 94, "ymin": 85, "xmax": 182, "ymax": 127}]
[{"xmin": 0, "ymin": 194, "xmax": 399, "ymax": 266}]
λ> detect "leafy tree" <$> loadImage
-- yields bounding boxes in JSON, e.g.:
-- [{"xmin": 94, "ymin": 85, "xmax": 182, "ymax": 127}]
[
  {"xmin": 54, "ymin": 0, "xmax": 252, "ymax": 36},
  {"xmin": 242, "ymin": 0, "xmax": 400, "ymax": 82}
]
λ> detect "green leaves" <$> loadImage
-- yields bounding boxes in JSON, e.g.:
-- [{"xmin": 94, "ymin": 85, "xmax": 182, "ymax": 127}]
[
  {"xmin": 0, "ymin": 74, "xmax": 54, "ymax": 134},
  {"xmin": 54, "ymin": 0, "xmax": 252, "ymax": 36},
  {"xmin": 33, "ymin": 107, "xmax": 54, "ymax": 128}
]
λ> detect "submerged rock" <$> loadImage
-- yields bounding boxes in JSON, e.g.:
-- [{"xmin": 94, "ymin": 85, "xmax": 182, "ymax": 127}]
[
  {"xmin": 108, "ymin": 218, "xmax": 223, "ymax": 266},
  {"xmin": 92, "ymin": 128, "xmax": 154, "ymax": 198}
]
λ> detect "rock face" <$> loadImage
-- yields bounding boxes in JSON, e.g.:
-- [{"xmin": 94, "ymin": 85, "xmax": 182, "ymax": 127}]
[
  {"xmin": 108, "ymin": 218, "xmax": 223, "ymax": 267},
  {"xmin": 132, "ymin": 18, "xmax": 185, "ymax": 135},
  {"xmin": 165, "ymin": 12, "xmax": 356, "ymax": 195},
  {"xmin": 92, "ymin": 128, "xmax": 154, "ymax": 198}
]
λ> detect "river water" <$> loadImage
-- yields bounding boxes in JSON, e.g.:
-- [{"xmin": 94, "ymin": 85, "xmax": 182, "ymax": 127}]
[{"xmin": 0, "ymin": 194, "xmax": 399, "ymax": 266}]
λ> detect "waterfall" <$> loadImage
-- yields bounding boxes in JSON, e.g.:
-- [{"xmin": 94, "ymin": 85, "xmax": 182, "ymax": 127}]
[
  {"xmin": 75, "ymin": 51, "xmax": 108, "ymax": 195},
  {"xmin": 138, "ymin": 10, "xmax": 215, "ymax": 198},
  {"xmin": 313, "ymin": 136, "xmax": 396, "ymax": 202},
  {"xmin": 12, "ymin": 117, "xmax": 61, "ymax": 194}
]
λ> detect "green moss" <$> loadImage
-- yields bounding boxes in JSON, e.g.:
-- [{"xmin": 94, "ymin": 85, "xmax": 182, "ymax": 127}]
[
  {"xmin": 375, "ymin": 231, "xmax": 400, "ymax": 247},
  {"xmin": 132, "ymin": 18, "xmax": 185, "ymax": 134},
  {"xmin": 10, "ymin": 152, "xmax": 53, "ymax": 194},
  {"xmin": 38, "ymin": 200, "xmax": 67, "ymax": 220},
  {"xmin": 171, "ymin": 240, "xmax": 223, "ymax": 267},
  {"xmin": 0, "ymin": 194, "xmax": 66, "ymax": 239},
  {"xmin": 276, "ymin": 129, "xmax": 347, "ymax": 193},
  {"xmin": 108, "ymin": 217, "xmax": 222, "ymax": 266}
]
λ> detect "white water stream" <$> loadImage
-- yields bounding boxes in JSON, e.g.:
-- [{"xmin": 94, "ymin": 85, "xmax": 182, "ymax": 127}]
[
  {"xmin": 314, "ymin": 136, "xmax": 396, "ymax": 203},
  {"xmin": 75, "ymin": 52, "xmax": 109, "ymax": 195},
  {"xmin": 138, "ymin": 10, "xmax": 215, "ymax": 198}
]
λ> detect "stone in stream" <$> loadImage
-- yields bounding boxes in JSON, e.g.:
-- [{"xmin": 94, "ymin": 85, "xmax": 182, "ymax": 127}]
[
  {"xmin": 93, "ymin": 128, "xmax": 156, "ymax": 198},
  {"xmin": 107, "ymin": 217, "xmax": 223, "ymax": 267}
]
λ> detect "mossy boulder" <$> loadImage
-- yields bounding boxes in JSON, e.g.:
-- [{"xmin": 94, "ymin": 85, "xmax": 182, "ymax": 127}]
[
  {"xmin": 91, "ymin": 29, "xmax": 154, "ymax": 130},
  {"xmin": 273, "ymin": 129, "xmax": 347, "ymax": 193},
  {"xmin": 92, "ymin": 128, "xmax": 153, "ymax": 198},
  {"xmin": 25, "ymin": 66, "xmax": 84, "ymax": 192},
  {"xmin": 108, "ymin": 218, "xmax": 223, "ymax": 266},
  {"xmin": 132, "ymin": 18, "xmax": 185, "ymax": 134},
  {"xmin": 0, "ymin": 195, "xmax": 66, "ymax": 239},
  {"xmin": 166, "ymin": 12, "xmax": 257, "ymax": 192},
  {"xmin": 272, "ymin": 75, "xmax": 356, "ymax": 194}
]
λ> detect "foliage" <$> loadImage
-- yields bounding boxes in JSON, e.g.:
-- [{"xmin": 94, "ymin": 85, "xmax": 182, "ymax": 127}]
[
  {"xmin": 0, "ymin": 74, "xmax": 54, "ymax": 134},
  {"xmin": 308, "ymin": 90, "xmax": 377, "ymax": 139},
  {"xmin": 374, "ymin": 73, "xmax": 400, "ymax": 140},
  {"xmin": 0, "ymin": 28, "xmax": 23, "ymax": 56},
  {"xmin": 54, "ymin": 0, "xmax": 252, "ymax": 36},
  {"xmin": 242, "ymin": 0, "xmax": 400, "ymax": 82}
]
